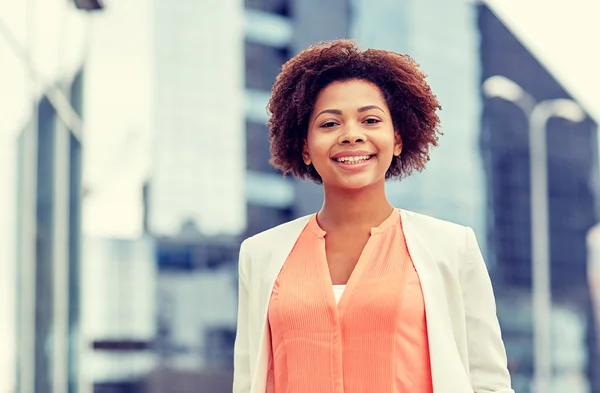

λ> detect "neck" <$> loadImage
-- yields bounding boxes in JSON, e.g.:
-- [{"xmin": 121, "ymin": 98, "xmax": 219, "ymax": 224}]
[{"xmin": 317, "ymin": 181, "xmax": 394, "ymax": 232}]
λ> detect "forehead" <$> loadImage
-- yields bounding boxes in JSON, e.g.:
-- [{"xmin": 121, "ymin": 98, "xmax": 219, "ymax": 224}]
[{"xmin": 313, "ymin": 79, "xmax": 387, "ymax": 109}]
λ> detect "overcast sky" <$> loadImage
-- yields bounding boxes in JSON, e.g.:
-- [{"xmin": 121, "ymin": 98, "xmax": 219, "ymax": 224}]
[{"xmin": 486, "ymin": 0, "xmax": 600, "ymax": 122}]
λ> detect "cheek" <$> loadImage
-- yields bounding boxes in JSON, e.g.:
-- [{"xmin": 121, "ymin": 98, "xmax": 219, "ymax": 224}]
[
  {"xmin": 376, "ymin": 133, "xmax": 397, "ymax": 153},
  {"xmin": 306, "ymin": 134, "xmax": 331, "ymax": 158}
]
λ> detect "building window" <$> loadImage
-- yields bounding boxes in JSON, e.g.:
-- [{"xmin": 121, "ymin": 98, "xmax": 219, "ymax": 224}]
[
  {"xmin": 246, "ymin": 204, "xmax": 293, "ymax": 236},
  {"xmin": 245, "ymin": 42, "xmax": 289, "ymax": 91},
  {"xmin": 246, "ymin": 121, "xmax": 275, "ymax": 173},
  {"xmin": 204, "ymin": 327, "xmax": 236, "ymax": 369},
  {"xmin": 245, "ymin": 0, "xmax": 290, "ymax": 16},
  {"xmin": 244, "ymin": 89, "xmax": 271, "ymax": 124},
  {"xmin": 244, "ymin": 9, "xmax": 292, "ymax": 48},
  {"xmin": 245, "ymin": 170, "xmax": 294, "ymax": 209}
]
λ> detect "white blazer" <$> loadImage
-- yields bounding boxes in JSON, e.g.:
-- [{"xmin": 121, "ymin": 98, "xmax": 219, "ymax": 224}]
[{"xmin": 233, "ymin": 209, "xmax": 515, "ymax": 393}]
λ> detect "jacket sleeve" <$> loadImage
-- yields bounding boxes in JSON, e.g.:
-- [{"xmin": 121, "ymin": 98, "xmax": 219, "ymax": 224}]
[
  {"xmin": 461, "ymin": 226, "xmax": 515, "ymax": 393},
  {"xmin": 233, "ymin": 241, "xmax": 251, "ymax": 393}
]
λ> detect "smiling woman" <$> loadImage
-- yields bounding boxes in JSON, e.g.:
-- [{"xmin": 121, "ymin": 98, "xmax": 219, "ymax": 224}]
[
  {"xmin": 233, "ymin": 39, "xmax": 515, "ymax": 393},
  {"xmin": 268, "ymin": 40, "xmax": 442, "ymax": 184}
]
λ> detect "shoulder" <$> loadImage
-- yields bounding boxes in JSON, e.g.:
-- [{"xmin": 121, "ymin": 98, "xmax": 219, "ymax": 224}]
[
  {"xmin": 402, "ymin": 209, "xmax": 468, "ymax": 235},
  {"xmin": 401, "ymin": 209, "xmax": 473, "ymax": 252},
  {"xmin": 240, "ymin": 214, "xmax": 313, "ymax": 256},
  {"xmin": 238, "ymin": 214, "xmax": 313, "ymax": 280}
]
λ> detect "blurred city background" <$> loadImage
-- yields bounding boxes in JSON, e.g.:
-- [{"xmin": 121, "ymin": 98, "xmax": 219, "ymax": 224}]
[{"xmin": 1, "ymin": 0, "xmax": 600, "ymax": 392}]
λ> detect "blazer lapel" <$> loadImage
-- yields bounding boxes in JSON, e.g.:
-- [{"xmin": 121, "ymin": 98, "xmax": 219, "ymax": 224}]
[
  {"xmin": 401, "ymin": 210, "xmax": 473, "ymax": 393},
  {"xmin": 251, "ymin": 215, "xmax": 312, "ymax": 393}
]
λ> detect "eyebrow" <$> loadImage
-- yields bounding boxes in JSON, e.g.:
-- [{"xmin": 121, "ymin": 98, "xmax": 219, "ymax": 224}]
[
  {"xmin": 358, "ymin": 105, "xmax": 385, "ymax": 113},
  {"xmin": 314, "ymin": 105, "xmax": 385, "ymax": 119}
]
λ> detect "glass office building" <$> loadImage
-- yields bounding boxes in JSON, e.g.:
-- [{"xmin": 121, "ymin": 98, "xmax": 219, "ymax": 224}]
[{"xmin": 150, "ymin": 0, "xmax": 246, "ymax": 237}]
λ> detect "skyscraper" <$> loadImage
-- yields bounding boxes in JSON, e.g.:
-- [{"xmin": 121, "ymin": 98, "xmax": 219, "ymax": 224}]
[{"xmin": 150, "ymin": 0, "xmax": 246, "ymax": 237}]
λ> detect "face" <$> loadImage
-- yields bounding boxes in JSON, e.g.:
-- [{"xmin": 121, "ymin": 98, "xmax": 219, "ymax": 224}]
[{"xmin": 303, "ymin": 79, "xmax": 402, "ymax": 190}]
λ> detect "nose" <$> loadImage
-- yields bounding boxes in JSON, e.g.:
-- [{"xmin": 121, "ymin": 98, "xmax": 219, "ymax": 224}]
[{"xmin": 338, "ymin": 123, "xmax": 367, "ymax": 145}]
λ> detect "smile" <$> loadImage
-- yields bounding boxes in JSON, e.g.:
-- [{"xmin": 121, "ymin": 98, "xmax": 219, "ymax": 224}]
[{"xmin": 334, "ymin": 155, "xmax": 374, "ymax": 164}]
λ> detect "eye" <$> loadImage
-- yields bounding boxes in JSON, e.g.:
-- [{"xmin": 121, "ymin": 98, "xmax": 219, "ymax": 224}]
[
  {"xmin": 321, "ymin": 121, "xmax": 338, "ymax": 128},
  {"xmin": 364, "ymin": 118, "xmax": 381, "ymax": 125}
]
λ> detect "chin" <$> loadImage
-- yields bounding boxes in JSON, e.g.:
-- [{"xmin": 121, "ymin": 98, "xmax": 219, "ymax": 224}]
[{"xmin": 330, "ymin": 177, "xmax": 384, "ymax": 191}]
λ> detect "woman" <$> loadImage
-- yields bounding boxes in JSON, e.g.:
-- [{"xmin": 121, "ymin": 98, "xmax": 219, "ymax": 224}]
[{"xmin": 233, "ymin": 40, "xmax": 514, "ymax": 393}]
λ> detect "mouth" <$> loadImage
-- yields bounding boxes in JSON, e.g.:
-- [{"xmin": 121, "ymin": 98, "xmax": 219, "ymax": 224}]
[{"xmin": 332, "ymin": 154, "xmax": 375, "ymax": 165}]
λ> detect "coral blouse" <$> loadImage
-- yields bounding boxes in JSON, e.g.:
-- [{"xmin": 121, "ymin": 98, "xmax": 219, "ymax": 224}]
[{"xmin": 266, "ymin": 209, "xmax": 433, "ymax": 393}]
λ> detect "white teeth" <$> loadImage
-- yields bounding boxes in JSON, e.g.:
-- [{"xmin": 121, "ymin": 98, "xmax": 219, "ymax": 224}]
[{"xmin": 336, "ymin": 155, "xmax": 371, "ymax": 164}]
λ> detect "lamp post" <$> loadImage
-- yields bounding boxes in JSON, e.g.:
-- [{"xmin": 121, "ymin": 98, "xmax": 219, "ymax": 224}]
[{"xmin": 483, "ymin": 75, "xmax": 586, "ymax": 393}]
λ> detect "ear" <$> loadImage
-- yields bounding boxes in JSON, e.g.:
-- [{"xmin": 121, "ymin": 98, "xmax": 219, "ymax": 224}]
[
  {"xmin": 393, "ymin": 132, "xmax": 402, "ymax": 157},
  {"xmin": 302, "ymin": 140, "xmax": 312, "ymax": 165}
]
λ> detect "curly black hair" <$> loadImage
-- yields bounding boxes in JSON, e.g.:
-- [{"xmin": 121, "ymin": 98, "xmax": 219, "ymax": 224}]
[{"xmin": 266, "ymin": 39, "xmax": 442, "ymax": 183}]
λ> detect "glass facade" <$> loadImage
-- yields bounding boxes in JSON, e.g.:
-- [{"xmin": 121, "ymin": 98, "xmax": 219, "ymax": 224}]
[
  {"xmin": 15, "ymin": 74, "xmax": 85, "ymax": 393},
  {"xmin": 150, "ymin": 0, "xmax": 246, "ymax": 237},
  {"xmin": 244, "ymin": 42, "xmax": 289, "ymax": 92},
  {"xmin": 243, "ymin": 0, "xmax": 294, "ymax": 237}
]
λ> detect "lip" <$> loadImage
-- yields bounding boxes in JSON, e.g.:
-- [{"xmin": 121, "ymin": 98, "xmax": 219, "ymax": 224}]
[{"xmin": 330, "ymin": 150, "xmax": 375, "ymax": 159}]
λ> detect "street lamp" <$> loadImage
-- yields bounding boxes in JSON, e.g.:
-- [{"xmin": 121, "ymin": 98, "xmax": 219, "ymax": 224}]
[
  {"xmin": 482, "ymin": 75, "xmax": 586, "ymax": 393},
  {"xmin": 482, "ymin": 75, "xmax": 536, "ymax": 115},
  {"xmin": 73, "ymin": 0, "xmax": 104, "ymax": 10}
]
